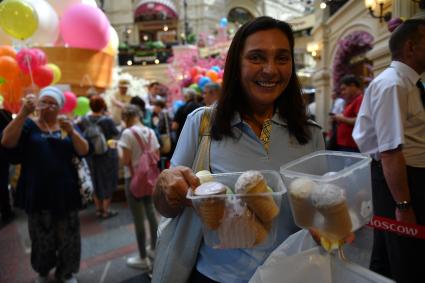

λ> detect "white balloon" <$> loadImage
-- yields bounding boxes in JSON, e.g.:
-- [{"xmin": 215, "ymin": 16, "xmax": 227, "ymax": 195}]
[
  {"xmin": 25, "ymin": 0, "xmax": 59, "ymax": 46},
  {"xmin": 45, "ymin": 0, "xmax": 98, "ymax": 18},
  {"xmin": 109, "ymin": 26, "xmax": 119, "ymax": 51},
  {"xmin": 82, "ymin": 0, "xmax": 98, "ymax": 7},
  {"xmin": 46, "ymin": 0, "xmax": 84, "ymax": 17}
]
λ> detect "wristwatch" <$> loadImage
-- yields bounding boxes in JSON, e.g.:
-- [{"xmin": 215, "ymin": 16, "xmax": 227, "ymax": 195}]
[{"xmin": 395, "ymin": 200, "xmax": 412, "ymax": 210}]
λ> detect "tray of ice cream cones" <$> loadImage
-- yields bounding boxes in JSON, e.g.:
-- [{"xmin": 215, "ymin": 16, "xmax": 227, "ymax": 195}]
[
  {"xmin": 280, "ymin": 151, "xmax": 373, "ymax": 246},
  {"xmin": 187, "ymin": 170, "xmax": 286, "ymax": 249}
]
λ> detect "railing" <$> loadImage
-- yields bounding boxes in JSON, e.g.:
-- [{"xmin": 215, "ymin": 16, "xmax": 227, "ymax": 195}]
[{"xmin": 118, "ymin": 47, "xmax": 173, "ymax": 66}]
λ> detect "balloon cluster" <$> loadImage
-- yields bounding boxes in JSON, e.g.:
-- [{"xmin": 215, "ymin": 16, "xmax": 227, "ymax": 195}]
[
  {"xmin": 0, "ymin": 0, "xmax": 117, "ymax": 54},
  {"xmin": 0, "ymin": 46, "xmax": 62, "ymax": 112},
  {"xmin": 181, "ymin": 65, "xmax": 224, "ymax": 94}
]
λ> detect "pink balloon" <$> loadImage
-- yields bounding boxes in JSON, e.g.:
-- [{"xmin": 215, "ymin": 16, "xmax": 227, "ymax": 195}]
[
  {"xmin": 62, "ymin": 91, "xmax": 77, "ymax": 113},
  {"xmin": 16, "ymin": 48, "xmax": 45, "ymax": 74},
  {"xmin": 32, "ymin": 49, "xmax": 47, "ymax": 66},
  {"xmin": 60, "ymin": 4, "xmax": 110, "ymax": 50},
  {"xmin": 33, "ymin": 65, "xmax": 54, "ymax": 88}
]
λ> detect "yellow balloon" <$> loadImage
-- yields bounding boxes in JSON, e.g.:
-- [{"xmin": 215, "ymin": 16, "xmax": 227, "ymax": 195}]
[
  {"xmin": 0, "ymin": 0, "xmax": 38, "ymax": 40},
  {"xmin": 46, "ymin": 63, "xmax": 61, "ymax": 84}
]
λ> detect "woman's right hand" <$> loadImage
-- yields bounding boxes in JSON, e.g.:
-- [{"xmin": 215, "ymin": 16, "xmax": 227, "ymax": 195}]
[
  {"xmin": 20, "ymin": 94, "xmax": 36, "ymax": 117},
  {"xmin": 154, "ymin": 166, "xmax": 200, "ymax": 218}
]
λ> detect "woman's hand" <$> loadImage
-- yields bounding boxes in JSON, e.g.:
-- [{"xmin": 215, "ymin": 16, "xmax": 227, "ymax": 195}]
[
  {"xmin": 153, "ymin": 166, "xmax": 200, "ymax": 218},
  {"xmin": 20, "ymin": 94, "xmax": 36, "ymax": 117},
  {"xmin": 58, "ymin": 116, "xmax": 75, "ymax": 136}
]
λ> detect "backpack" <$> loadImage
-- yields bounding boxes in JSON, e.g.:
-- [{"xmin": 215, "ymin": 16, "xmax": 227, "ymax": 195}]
[
  {"xmin": 83, "ymin": 117, "xmax": 108, "ymax": 155},
  {"xmin": 129, "ymin": 127, "xmax": 160, "ymax": 198}
]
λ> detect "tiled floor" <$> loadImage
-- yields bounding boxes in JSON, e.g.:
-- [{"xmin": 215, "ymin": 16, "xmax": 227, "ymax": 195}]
[{"xmin": 0, "ymin": 202, "xmax": 152, "ymax": 283}]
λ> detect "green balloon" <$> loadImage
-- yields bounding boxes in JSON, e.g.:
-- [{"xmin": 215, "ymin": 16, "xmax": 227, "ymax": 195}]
[
  {"xmin": 189, "ymin": 83, "xmax": 201, "ymax": 94},
  {"xmin": 0, "ymin": 77, "xmax": 5, "ymax": 85},
  {"xmin": 0, "ymin": 94, "xmax": 4, "ymax": 105},
  {"xmin": 74, "ymin": 96, "xmax": 90, "ymax": 116}
]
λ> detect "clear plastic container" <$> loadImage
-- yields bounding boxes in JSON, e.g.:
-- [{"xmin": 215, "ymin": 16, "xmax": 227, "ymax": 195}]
[
  {"xmin": 187, "ymin": 170, "xmax": 286, "ymax": 249},
  {"xmin": 280, "ymin": 151, "xmax": 372, "ymax": 241}
]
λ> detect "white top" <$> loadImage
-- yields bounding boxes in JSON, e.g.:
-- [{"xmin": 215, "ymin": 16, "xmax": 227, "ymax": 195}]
[
  {"xmin": 234, "ymin": 170, "xmax": 264, "ymax": 193},
  {"xmin": 118, "ymin": 125, "xmax": 160, "ymax": 178},
  {"xmin": 331, "ymin": 98, "xmax": 345, "ymax": 114},
  {"xmin": 311, "ymin": 184, "xmax": 345, "ymax": 208},
  {"xmin": 353, "ymin": 61, "xmax": 425, "ymax": 167},
  {"xmin": 289, "ymin": 178, "xmax": 315, "ymax": 198},
  {"xmin": 195, "ymin": 181, "xmax": 227, "ymax": 196}
]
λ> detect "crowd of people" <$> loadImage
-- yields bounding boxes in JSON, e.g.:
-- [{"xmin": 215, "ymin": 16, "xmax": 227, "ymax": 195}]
[
  {"xmin": 0, "ymin": 73, "xmax": 219, "ymax": 282},
  {"xmin": 0, "ymin": 15, "xmax": 423, "ymax": 283}
]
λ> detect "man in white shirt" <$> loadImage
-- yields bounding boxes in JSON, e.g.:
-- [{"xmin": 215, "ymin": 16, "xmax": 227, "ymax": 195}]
[{"xmin": 353, "ymin": 19, "xmax": 425, "ymax": 283}]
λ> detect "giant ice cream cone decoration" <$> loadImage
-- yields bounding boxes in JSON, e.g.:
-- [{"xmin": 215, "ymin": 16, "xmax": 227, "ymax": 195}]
[{"xmin": 39, "ymin": 47, "xmax": 114, "ymax": 96}]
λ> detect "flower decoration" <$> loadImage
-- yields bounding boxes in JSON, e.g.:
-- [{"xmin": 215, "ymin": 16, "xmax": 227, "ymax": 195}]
[{"xmin": 332, "ymin": 31, "xmax": 374, "ymax": 94}]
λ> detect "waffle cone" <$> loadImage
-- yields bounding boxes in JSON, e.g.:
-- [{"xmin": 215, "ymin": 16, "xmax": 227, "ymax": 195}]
[
  {"xmin": 289, "ymin": 194, "xmax": 316, "ymax": 228},
  {"xmin": 245, "ymin": 180, "xmax": 279, "ymax": 223},
  {"xmin": 198, "ymin": 198, "xmax": 225, "ymax": 230},
  {"xmin": 317, "ymin": 201, "xmax": 352, "ymax": 240},
  {"xmin": 251, "ymin": 216, "xmax": 269, "ymax": 245},
  {"xmin": 217, "ymin": 209, "xmax": 269, "ymax": 248}
]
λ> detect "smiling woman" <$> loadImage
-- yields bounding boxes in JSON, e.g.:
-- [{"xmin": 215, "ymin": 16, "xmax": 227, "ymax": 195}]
[
  {"xmin": 213, "ymin": 16, "xmax": 310, "ymax": 143},
  {"xmin": 151, "ymin": 16, "xmax": 324, "ymax": 283}
]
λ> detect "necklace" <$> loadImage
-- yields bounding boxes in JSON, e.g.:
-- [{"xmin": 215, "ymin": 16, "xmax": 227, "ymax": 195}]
[{"xmin": 39, "ymin": 119, "xmax": 59, "ymax": 136}]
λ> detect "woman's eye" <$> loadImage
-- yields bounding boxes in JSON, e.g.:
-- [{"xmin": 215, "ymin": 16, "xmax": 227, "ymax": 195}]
[
  {"xmin": 248, "ymin": 54, "xmax": 262, "ymax": 63},
  {"xmin": 277, "ymin": 56, "xmax": 290, "ymax": 63}
]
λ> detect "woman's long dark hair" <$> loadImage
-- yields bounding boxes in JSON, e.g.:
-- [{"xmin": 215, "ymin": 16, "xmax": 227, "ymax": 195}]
[{"xmin": 211, "ymin": 16, "xmax": 311, "ymax": 144}]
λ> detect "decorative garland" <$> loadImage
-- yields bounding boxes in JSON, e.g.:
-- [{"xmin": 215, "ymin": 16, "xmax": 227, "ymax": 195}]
[{"xmin": 332, "ymin": 31, "xmax": 374, "ymax": 94}]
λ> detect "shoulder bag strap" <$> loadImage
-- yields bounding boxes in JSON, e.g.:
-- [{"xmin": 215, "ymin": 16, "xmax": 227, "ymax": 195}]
[{"xmin": 163, "ymin": 111, "xmax": 170, "ymax": 136}]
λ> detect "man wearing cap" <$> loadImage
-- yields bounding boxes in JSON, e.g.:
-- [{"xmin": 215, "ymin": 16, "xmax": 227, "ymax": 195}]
[
  {"xmin": 353, "ymin": 19, "xmax": 425, "ymax": 283},
  {"xmin": 111, "ymin": 79, "xmax": 132, "ymax": 125},
  {"xmin": 1, "ymin": 86, "xmax": 89, "ymax": 283}
]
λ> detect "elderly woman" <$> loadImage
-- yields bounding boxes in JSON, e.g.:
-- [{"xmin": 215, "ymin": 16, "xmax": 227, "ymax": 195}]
[
  {"xmin": 152, "ymin": 17, "xmax": 324, "ymax": 283},
  {"xmin": 1, "ymin": 87, "xmax": 89, "ymax": 283}
]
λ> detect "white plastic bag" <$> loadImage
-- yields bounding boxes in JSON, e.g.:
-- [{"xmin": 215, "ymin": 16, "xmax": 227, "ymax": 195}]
[
  {"xmin": 250, "ymin": 229, "xmax": 395, "ymax": 283},
  {"xmin": 250, "ymin": 230, "xmax": 331, "ymax": 283}
]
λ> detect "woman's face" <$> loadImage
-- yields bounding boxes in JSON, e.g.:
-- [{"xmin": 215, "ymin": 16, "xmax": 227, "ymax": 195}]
[
  {"xmin": 38, "ymin": 96, "xmax": 60, "ymax": 118},
  {"xmin": 240, "ymin": 28, "xmax": 293, "ymax": 110}
]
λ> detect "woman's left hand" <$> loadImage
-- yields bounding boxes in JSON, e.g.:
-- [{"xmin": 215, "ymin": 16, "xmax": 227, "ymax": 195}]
[{"xmin": 59, "ymin": 116, "xmax": 74, "ymax": 136}]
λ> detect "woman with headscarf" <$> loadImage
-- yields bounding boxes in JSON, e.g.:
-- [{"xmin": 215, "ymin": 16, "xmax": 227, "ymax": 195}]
[{"xmin": 1, "ymin": 87, "xmax": 89, "ymax": 283}]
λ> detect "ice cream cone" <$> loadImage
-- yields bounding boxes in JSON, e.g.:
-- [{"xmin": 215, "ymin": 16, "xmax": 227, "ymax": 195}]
[
  {"xmin": 196, "ymin": 170, "xmax": 214, "ymax": 184},
  {"xmin": 60, "ymin": 129, "xmax": 67, "ymax": 139},
  {"xmin": 288, "ymin": 178, "xmax": 317, "ymax": 228},
  {"xmin": 311, "ymin": 184, "xmax": 352, "ymax": 240},
  {"xmin": 318, "ymin": 201, "xmax": 352, "ymax": 240},
  {"xmin": 195, "ymin": 182, "xmax": 227, "ymax": 230},
  {"xmin": 217, "ymin": 208, "xmax": 268, "ymax": 248},
  {"xmin": 235, "ymin": 171, "xmax": 278, "ymax": 223}
]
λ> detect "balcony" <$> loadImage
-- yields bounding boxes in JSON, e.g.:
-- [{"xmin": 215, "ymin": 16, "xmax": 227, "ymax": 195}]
[{"xmin": 118, "ymin": 41, "xmax": 175, "ymax": 66}]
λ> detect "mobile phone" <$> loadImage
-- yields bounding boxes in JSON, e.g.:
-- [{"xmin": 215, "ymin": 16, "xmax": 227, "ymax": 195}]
[{"xmin": 328, "ymin": 112, "xmax": 335, "ymax": 116}]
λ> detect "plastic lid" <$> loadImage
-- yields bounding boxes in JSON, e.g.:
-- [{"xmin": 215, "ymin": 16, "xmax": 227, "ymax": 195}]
[{"xmin": 195, "ymin": 181, "xmax": 227, "ymax": 196}]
